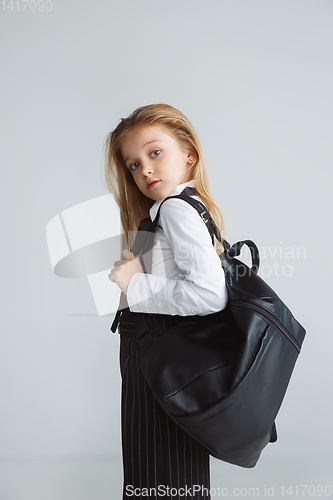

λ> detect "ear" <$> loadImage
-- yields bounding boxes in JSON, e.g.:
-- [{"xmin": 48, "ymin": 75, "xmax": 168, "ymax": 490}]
[{"xmin": 186, "ymin": 151, "xmax": 197, "ymax": 164}]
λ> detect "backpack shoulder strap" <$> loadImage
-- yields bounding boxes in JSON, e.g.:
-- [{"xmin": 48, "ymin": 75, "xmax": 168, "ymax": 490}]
[
  {"xmin": 110, "ymin": 187, "xmax": 229, "ymax": 333},
  {"xmin": 151, "ymin": 186, "xmax": 227, "ymax": 250}
]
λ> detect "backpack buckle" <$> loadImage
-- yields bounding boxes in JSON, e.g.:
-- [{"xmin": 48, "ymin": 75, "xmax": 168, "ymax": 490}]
[{"xmin": 200, "ymin": 211, "xmax": 210, "ymax": 224}]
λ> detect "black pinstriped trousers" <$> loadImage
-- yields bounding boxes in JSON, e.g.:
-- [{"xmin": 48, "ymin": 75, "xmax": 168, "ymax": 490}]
[{"xmin": 119, "ymin": 310, "xmax": 211, "ymax": 500}]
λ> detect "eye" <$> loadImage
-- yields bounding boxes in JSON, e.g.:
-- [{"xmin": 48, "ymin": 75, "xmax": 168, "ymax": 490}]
[
  {"xmin": 128, "ymin": 150, "xmax": 160, "ymax": 171},
  {"xmin": 151, "ymin": 149, "xmax": 161, "ymax": 158}
]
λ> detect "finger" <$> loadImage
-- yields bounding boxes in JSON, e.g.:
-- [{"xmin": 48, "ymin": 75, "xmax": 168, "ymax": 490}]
[
  {"xmin": 121, "ymin": 249, "xmax": 132, "ymax": 260},
  {"xmin": 115, "ymin": 259, "xmax": 129, "ymax": 268}
]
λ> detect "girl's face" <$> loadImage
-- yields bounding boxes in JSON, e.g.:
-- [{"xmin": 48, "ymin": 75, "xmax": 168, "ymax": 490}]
[{"xmin": 120, "ymin": 125, "xmax": 194, "ymax": 201}]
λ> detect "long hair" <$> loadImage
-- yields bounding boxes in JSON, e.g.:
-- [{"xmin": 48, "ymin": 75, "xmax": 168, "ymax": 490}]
[{"xmin": 102, "ymin": 103, "xmax": 226, "ymax": 255}]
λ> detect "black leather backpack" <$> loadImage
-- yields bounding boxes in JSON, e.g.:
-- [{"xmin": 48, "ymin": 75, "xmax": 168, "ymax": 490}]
[{"xmin": 111, "ymin": 186, "xmax": 306, "ymax": 468}]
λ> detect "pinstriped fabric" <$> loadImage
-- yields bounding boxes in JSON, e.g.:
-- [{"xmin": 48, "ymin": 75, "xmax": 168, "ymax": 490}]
[{"xmin": 119, "ymin": 312, "xmax": 211, "ymax": 500}]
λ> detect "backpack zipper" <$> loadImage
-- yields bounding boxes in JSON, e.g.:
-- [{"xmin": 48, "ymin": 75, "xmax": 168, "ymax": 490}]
[{"xmin": 228, "ymin": 299, "xmax": 302, "ymax": 353}]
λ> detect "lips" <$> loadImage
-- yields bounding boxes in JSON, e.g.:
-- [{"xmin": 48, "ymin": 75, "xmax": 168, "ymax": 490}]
[{"xmin": 147, "ymin": 180, "xmax": 160, "ymax": 189}]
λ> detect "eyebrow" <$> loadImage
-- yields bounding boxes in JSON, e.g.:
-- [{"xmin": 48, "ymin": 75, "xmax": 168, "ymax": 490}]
[{"xmin": 124, "ymin": 140, "xmax": 161, "ymax": 164}]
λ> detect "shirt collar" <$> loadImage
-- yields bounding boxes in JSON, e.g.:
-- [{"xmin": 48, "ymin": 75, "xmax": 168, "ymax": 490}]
[{"xmin": 149, "ymin": 179, "xmax": 196, "ymax": 222}]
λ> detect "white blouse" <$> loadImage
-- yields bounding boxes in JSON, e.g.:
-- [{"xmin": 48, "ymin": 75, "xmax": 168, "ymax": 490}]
[{"xmin": 126, "ymin": 180, "xmax": 228, "ymax": 316}]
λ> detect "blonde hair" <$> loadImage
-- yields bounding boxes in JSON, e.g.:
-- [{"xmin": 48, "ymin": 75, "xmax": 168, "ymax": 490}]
[{"xmin": 102, "ymin": 103, "xmax": 226, "ymax": 255}]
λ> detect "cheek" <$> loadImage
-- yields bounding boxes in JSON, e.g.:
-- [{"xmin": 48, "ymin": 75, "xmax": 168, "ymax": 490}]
[{"xmin": 130, "ymin": 174, "xmax": 141, "ymax": 189}]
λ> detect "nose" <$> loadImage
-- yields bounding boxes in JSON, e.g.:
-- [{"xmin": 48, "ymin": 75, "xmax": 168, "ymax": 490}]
[{"xmin": 141, "ymin": 160, "xmax": 154, "ymax": 177}]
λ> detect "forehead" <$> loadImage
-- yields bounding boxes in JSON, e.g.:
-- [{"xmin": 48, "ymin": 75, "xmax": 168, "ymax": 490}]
[{"xmin": 121, "ymin": 125, "xmax": 175, "ymax": 154}]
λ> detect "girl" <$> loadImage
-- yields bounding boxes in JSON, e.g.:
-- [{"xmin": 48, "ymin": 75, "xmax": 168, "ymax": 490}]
[{"xmin": 105, "ymin": 103, "xmax": 228, "ymax": 499}]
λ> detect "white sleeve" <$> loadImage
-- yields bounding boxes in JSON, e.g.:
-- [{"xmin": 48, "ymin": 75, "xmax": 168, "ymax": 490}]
[{"xmin": 126, "ymin": 198, "xmax": 228, "ymax": 316}]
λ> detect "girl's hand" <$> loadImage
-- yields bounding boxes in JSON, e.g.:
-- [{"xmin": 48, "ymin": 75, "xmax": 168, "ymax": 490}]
[{"xmin": 108, "ymin": 249, "xmax": 144, "ymax": 294}]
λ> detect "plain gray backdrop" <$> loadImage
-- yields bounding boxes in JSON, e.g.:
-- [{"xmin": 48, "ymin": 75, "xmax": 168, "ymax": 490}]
[{"xmin": 1, "ymin": 0, "xmax": 332, "ymax": 498}]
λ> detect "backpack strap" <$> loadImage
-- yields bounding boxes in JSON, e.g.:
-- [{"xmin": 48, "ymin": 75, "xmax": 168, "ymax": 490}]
[
  {"xmin": 152, "ymin": 189, "xmax": 260, "ymax": 274},
  {"xmin": 135, "ymin": 186, "xmax": 221, "ymax": 251},
  {"xmin": 110, "ymin": 187, "xmax": 203, "ymax": 332},
  {"xmin": 110, "ymin": 215, "xmax": 157, "ymax": 333},
  {"xmin": 110, "ymin": 186, "xmax": 260, "ymax": 333}
]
